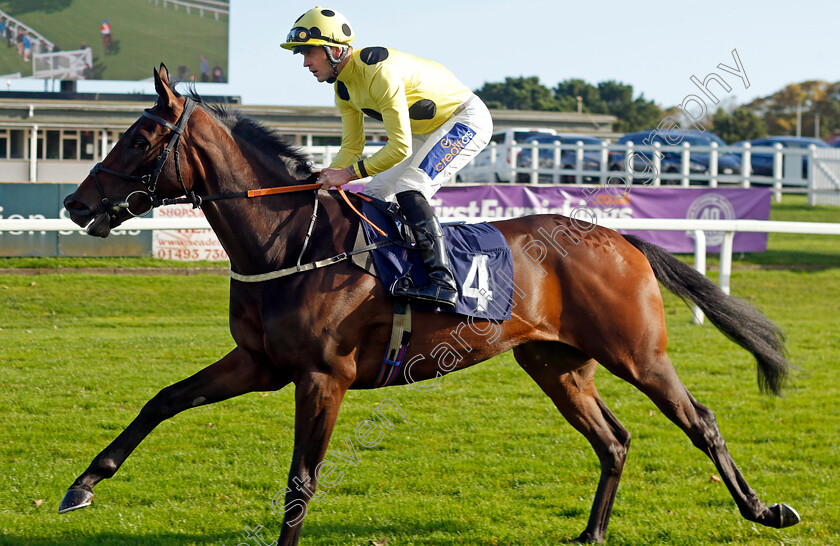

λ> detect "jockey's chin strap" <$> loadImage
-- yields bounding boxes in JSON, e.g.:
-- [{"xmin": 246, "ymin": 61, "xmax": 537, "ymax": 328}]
[{"xmin": 324, "ymin": 45, "xmax": 348, "ymax": 83}]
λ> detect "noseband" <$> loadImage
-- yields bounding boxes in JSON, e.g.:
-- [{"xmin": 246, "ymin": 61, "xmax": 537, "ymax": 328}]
[{"xmin": 89, "ymin": 97, "xmax": 198, "ymax": 223}]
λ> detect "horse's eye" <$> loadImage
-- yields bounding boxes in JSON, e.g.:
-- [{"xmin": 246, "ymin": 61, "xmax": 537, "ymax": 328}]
[{"xmin": 134, "ymin": 138, "xmax": 149, "ymax": 150}]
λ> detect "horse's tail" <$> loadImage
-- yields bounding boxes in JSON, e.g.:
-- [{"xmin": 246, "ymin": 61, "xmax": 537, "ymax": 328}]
[{"xmin": 622, "ymin": 234, "xmax": 792, "ymax": 395}]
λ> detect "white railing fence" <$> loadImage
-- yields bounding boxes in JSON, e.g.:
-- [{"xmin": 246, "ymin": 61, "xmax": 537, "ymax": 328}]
[
  {"xmin": 2, "ymin": 216, "xmax": 838, "ymax": 325},
  {"xmin": 146, "ymin": 0, "xmax": 229, "ymax": 19},
  {"xmin": 316, "ymin": 141, "xmax": 840, "ymax": 204},
  {"xmin": 33, "ymin": 49, "xmax": 93, "ymax": 80},
  {"xmin": 0, "ymin": 9, "xmax": 56, "ymax": 53},
  {"xmin": 810, "ymin": 147, "xmax": 840, "ymax": 207}
]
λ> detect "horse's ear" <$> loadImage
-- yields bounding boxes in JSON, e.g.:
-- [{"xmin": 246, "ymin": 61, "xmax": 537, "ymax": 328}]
[{"xmin": 153, "ymin": 63, "xmax": 176, "ymax": 108}]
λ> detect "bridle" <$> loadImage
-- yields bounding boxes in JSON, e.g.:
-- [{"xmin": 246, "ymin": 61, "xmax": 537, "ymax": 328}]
[
  {"xmin": 83, "ymin": 95, "xmax": 389, "ymax": 240},
  {"xmin": 88, "ymin": 97, "xmax": 198, "ymax": 225}
]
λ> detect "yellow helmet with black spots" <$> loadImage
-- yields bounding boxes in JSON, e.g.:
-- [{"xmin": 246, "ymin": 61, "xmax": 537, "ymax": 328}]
[{"xmin": 281, "ymin": 7, "xmax": 354, "ymax": 51}]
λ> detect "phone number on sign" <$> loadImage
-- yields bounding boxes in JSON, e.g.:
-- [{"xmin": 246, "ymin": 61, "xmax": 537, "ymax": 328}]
[{"xmin": 156, "ymin": 248, "xmax": 229, "ymax": 261}]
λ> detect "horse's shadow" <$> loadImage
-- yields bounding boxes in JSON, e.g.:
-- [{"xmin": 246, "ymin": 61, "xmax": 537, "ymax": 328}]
[
  {"xmin": 105, "ymin": 39, "xmax": 121, "ymax": 56},
  {"xmin": 89, "ymin": 55, "xmax": 106, "ymax": 80}
]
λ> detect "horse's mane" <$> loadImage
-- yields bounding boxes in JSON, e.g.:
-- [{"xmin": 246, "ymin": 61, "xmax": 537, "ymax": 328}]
[{"xmin": 174, "ymin": 85, "xmax": 315, "ymax": 180}]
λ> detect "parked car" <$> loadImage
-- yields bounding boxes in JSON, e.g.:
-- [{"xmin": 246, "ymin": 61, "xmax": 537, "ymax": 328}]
[
  {"xmin": 609, "ymin": 129, "xmax": 741, "ymax": 183},
  {"xmin": 825, "ymin": 135, "xmax": 840, "ymax": 147},
  {"xmin": 734, "ymin": 136, "xmax": 831, "ymax": 181},
  {"xmin": 457, "ymin": 127, "xmax": 556, "ymax": 182},
  {"xmin": 514, "ymin": 134, "xmax": 604, "ymax": 183}
]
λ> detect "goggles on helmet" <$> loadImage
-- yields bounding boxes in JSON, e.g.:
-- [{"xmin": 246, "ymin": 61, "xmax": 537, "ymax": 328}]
[
  {"xmin": 286, "ymin": 25, "xmax": 348, "ymax": 46},
  {"xmin": 286, "ymin": 27, "xmax": 312, "ymax": 44}
]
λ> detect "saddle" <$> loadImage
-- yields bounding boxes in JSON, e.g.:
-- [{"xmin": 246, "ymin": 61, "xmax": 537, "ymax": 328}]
[{"xmin": 351, "ymin": 195, "xmax": 516, "ymax": 321}]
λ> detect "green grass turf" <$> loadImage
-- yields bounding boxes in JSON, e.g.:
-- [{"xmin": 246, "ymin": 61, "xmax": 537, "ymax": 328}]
[
  {"xmin": 0, "ymin": 265, "xmax": 837, "ymax": 544},
  {"xmin": 0, "ymin": 0, "xmax": 228, "ymax": 81},
  {"xmin": 742, "ymin": 194, "xmax": 840, "ymax": 267}
]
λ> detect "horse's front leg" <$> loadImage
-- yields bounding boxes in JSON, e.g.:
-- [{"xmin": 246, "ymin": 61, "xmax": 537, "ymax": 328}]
[
  {"xmin": 277, "ymin": 370, "xmax": 351, "ymax": 546},
  {"xmin": 59, "ymin": 346, "xmax": 289, "ymax": 513}
]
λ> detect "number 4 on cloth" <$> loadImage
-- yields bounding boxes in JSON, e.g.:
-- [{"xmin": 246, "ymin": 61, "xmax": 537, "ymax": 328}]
[{"xmin": 463, "ymin": 254, "xmax": 493, "ymax": 312}]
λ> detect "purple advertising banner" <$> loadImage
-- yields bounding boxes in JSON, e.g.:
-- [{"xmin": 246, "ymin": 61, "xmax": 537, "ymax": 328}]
[{"xmin": 347, "ymin": 184, "xmax": 771, "ymax": 253}]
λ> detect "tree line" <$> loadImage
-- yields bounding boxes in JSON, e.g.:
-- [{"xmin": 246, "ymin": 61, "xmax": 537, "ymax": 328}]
[{"xmin": 473, "ymin": 76, "xmax": 840, "ymax": 143}]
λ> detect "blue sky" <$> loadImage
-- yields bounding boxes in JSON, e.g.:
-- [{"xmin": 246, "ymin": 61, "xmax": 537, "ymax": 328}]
[{"xmin": 9, "ymin": 1, "xmax": 838, "ymax": 111}]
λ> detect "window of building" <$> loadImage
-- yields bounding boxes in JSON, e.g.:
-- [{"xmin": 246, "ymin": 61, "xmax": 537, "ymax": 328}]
[
  {"xmin": 45, "ymin": 130, "xmax": 61, "ymax": 159},
  {"xmin": 62, "ymin": 136, "xmax": 78, "ymax": 160},
  {"xmin": 312, "ymin": 136, "xmax": 341, "ymax": 146},
  {"xmin": 81, "ymin": 131, "xmax": 95, "ymax": 160},
  {"xmin": 9, "ymin": 130, "xmax": 24, "ymax": 158}
]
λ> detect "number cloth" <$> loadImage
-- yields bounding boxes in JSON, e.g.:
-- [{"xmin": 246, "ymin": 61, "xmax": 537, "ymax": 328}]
[{"xmin": 359, "ymin": 197, "xmax": 514, "ymax": 320}]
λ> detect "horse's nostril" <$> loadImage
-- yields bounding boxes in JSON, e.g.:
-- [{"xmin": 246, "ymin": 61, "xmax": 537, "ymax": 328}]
[{"xmin": 64, "ymin": 195, "xmax": 90, "ymax": 213}]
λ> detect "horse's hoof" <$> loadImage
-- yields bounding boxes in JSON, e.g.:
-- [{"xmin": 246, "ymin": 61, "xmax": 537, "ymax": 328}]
[
  {"xmin": 58, "ymin": 488, "xmax": 94, "ymax": 513},
  {"xmin": 771, "ymin": 503, "xmax": 801, "ymax": 528},
  {"xmin": 567, "ymin": 532, "xmax": 604, "ymax": 544}
]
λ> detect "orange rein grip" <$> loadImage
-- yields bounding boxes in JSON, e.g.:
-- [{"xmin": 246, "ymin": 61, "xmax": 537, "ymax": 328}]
[
  {"xmin": 337, "ymin": 187, "xmax": 387, "ymax": 237},
  {"xmin": 245, "ymin": 182, "xmax": 322, "ymax": 198},
  {"xmin": 245, "ymin": 182, "xmax": 387, "ymax": 237}
]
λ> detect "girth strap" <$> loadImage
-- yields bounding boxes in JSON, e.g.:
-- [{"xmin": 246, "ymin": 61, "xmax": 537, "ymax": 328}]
[{"xmin": 374, "ymin": 301, "xmax": 412, "ymax": 388}]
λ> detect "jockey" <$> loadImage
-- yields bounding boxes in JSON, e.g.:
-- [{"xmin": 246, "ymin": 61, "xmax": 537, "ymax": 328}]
[
  {"xmin": 282, "ymin": 7, "xmax": 493, "ymax": 310},
  {"xmin": 100, "ymin": 19, "xmax": 111, "ymax": 37}
]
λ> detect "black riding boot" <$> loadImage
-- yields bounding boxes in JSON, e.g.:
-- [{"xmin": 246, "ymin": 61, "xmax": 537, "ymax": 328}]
[{"xmin": 392, "ymin": 192, "xmax": 458, "ymax": 309}]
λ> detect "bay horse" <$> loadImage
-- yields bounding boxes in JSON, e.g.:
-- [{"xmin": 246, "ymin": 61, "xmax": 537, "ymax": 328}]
[{"xmin": 60, "ymin": 65, "xmax": 799, "ymax": 544}]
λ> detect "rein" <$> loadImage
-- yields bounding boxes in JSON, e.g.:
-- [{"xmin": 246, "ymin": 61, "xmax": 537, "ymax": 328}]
[
  {"xmin": 157, "ymin": 182, "xmax": 387, "ymax": 238},
  {"xmin": 94, "ymin": 95, "xmax": 395, "ymax": 280},
  {"xmin": 156, "ymin": 181, "xmax": 323, "ymax": 207},
  {"xmin": 91, "ymin": 96, "xmax": 387, "ymax": 238}
]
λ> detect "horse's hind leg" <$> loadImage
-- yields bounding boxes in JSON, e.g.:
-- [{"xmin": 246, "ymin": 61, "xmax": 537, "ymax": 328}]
[
  {"xmin": 514, "ymin": 341, "xmax": 630, "ymax": 544},
  {"xmin": 609, "ymin": 349, "xmax": 800, "ymax": 529},
  {"xmin": 59, "ymin": 346, "xmax": 289, "ymax": 513}
]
